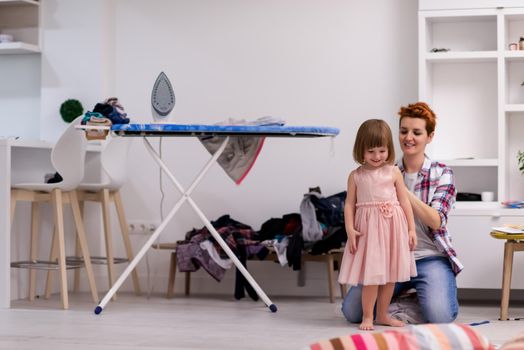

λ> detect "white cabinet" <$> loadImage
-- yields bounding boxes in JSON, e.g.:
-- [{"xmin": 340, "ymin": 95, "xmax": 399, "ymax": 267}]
[
  {"xmin": 0, "ymin": 0, "xmax": 40, "ymax": 54},
  {"xmin": 419, "ymin": 4, "xmax": 524, "ymax": 205},
  {"xmin": 448, "ymin": 214, "xmax": 524, "ymax": 289}
]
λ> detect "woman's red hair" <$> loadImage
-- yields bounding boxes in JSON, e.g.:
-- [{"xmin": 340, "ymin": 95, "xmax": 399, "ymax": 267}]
[{"xmin": 398, "ymin": 102, "xmax": 437, "ymax": 135}]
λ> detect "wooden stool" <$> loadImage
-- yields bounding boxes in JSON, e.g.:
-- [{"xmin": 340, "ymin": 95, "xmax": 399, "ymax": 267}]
[
  {"xmin": 301, "ymin": 248, "xmax": 348, "ymax": 303},
  {"xmin": 151, "ymin": 243, "xmax": 190, "ymax": 298},
  {"xmin": 158, "ymin": 243, "xmax": 347, "ymax": 302},
  {"xmin": 74, "ymin": 190, "xmax": 142, "ymax": 298},
  {"xmin": 75, "ymin": 136, "xmax": 141, "ymax": 298},
  {"xmin": 490, "ymin": 231, "xmax": 524, "ymax": 320}
]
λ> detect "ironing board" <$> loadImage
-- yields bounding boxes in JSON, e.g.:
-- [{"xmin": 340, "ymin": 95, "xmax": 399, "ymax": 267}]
[{"xmin": 93, "ymin": 123, "xmax": 340, "ymax": 314}]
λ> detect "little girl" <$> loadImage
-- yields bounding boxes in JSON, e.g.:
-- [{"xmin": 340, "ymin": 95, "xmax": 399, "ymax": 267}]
[{"xmin": 338, "ymin": 119, "xmax": 417, "ymax": 331}]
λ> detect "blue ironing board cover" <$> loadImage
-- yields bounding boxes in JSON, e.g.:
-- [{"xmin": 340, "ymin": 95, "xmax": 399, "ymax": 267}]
[{"xmin": 111, "ymin": 123, "xmax": 340, "ymax": 137}]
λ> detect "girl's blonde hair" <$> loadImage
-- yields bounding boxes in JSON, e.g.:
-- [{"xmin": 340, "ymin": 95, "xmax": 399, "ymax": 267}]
[
  {"xmin": 353, "ymin": 119, "xmax": 395, "ymax": 165},
  {"xmin": 398, "ymin": 101, "xmax": 437, "ymax": 135}
]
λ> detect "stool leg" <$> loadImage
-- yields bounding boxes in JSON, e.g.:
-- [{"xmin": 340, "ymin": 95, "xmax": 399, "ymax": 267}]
[
  {"xmin": 45, "ymin": 226, "xmax": 58, "ymax": 299},
  {"xmin": 340, "ymin": 283, "xmax": 348, "ymax": 299},
  {"xmin": 114, "ymin": 191, "xmax": 141, "ymax": 295},
  {"xmin": 70, "ymin": 191, "xmax": 99, "ymax": 304},
  {"xmin": 501, "ymin": 241, "xmax": 515, "ymax": 320},
  {"xmin": 335, "ymin": 253, "xmax": 347, "ymax": 299},
  {"xmin": 101, "ymin": 189, "xmax": 116, "ymax": 300},
  {"xmin": 326, "ymin": 254, "xmax": 335, "ymax": 303},
  {"xmin": 51, "ymin": 189, "xmax": 68, "ymax": 309},
  {"xmin": 73, "ymin": 200, "xmax": 85, "ymax": 293},
  {"xmin": 29, "ymin": 203, "xmax": 39, "ymax": 301},
  {"xmin": 167, "ymin": 251, "xmax": 177, "ymax": 299}
]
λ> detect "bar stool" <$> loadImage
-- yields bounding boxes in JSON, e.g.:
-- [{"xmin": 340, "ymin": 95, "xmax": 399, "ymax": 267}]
[
  {"xmin": 490, "ymin": 230, "xmax": 524, "ymax": 320},
  {"xmin": 75, "ymin": 135, "xmax": 141, "ymax": 297},
  {"xmin": 10, "ymin": 116, "xmax": 99, "ymax": 309}
]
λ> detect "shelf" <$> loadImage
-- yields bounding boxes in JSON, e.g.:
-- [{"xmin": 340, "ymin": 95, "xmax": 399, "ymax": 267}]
[
  {"xmin": 9, "ymin": 138, "xmax": 52, "ymax": 149},
  {"xmin": 439, "ymin": 158, "xmax": 498, "ymax": 166},
  {"xmin": 505, "ymin": 104, "xmax": 524, "ymax": 112},
  {"xmin": 0, "ymin": 0, "xmax": 39, "ymax": 6},
  {"xmin": 452, "ymin": 201, "xmax": 524, "ymax": 216},
  {"xmin": 424, "ymin": 13, "xmax": 496, "ymax": 22},
  {"xmin": 454, "ymin": 201, "xmax": 501, "ymax": 209},
  {"xmin": 0, "ymin": 138, "xmax": 102, "ymax": 152},
  {"xmin": 425, "ymin": 51, "xmax": 497, "ymax": 62},
  {"xmin": 504, "ymin": 51, "xmax": 524, "ymax": 61},
  {"xmin": 0, "ymin": 42, "xmax": 39, "ymax": 54},
  {"xmin": 420, "ymin": 1, "xmax": 524, "ymax": 11}
]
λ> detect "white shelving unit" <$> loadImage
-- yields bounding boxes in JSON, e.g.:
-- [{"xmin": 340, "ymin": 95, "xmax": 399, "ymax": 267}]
[
  {"xmin": 419, "ymin": 3, "xmax": 524, "ymax": 208},
  {"xmin": 0, "ymin": 0, "xmax": 41, "ymax": 139},
  {"xmin": 0, "ymin": 0, "xmax": 40, "ymax": 54},
  {"xmin": 419, "ymin": 1, "xmax": 524, "ymax": 290}
]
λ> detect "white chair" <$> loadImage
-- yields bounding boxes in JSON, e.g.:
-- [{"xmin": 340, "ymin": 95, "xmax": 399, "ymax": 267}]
[
  {"xmin": 75, "ymin": 135, "xmax": 141, "ymax": 297},
  {"xmin": 10, "ymin": 116, "xmax": 99, "ymax": 309}
]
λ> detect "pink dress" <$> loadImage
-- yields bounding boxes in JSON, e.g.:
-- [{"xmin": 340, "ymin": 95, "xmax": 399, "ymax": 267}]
[{"xmin": 338, "ymin": 165, "xmax": 417, "ymax": 286}]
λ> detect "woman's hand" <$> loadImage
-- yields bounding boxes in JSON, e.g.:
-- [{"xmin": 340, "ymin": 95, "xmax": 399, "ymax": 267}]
[
  {"xmin": 408, "ymin": 229, "xmax": 417, "ymax": 251},
  {"xmin": 348, "ymin": 229, "xmax": 362, "ymax": 254}
]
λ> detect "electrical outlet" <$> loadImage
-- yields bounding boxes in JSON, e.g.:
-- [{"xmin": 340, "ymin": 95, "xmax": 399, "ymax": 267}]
[{"xmin": 128, "ymin": 221, "xmax": 158, "ymax": 235}]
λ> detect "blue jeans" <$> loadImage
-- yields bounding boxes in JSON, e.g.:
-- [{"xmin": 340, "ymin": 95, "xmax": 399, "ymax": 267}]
[{"xmin": 341, "ymin": 256, "xmax": 458, "ymax": 324}]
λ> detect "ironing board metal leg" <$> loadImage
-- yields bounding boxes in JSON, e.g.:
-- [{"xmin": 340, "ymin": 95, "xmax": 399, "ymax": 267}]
[
  {"xmin": 95, "ymin": 136, "xmax": 276, "ymax": 314},
  {"xmin": 186, "ymin": 195, "xmax": 275, "ymax": 309},
  {"xmin": 95, "ymin": 177, "xmax": 190, "ymax": 313},
  {"xmin": 144, "ymin": 137, "xmax": 275, "ymax": 310}
]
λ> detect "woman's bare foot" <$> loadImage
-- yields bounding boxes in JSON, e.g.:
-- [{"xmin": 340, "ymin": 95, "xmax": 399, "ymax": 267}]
[
  {"xmin": 374, "ymin": 316, "xmax": 404, "ymax": 327},
  {"xmin": 359, "ymin": 317, "xmax": 374, "ymax": 331}
]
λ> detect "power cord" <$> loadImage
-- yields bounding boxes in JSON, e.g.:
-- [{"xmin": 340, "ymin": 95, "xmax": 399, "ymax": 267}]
[{"xmin": 145, "ymin": 136, "xmax": 165, "ymax": 298}]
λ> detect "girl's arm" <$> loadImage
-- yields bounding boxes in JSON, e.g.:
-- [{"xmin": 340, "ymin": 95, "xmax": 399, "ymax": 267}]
[
  {"xmin": 394, "ymin": 167, "xmax": 417, "ymax": 250},
  {"xmin": 344, "ymin": 171, "xmax": 360, "ymax": 254}
]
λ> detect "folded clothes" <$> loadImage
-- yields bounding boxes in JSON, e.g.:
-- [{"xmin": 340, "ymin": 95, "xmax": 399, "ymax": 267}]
[{"xmin": 93, "ymin": 97, "xmax": 130, "ymax": 125}]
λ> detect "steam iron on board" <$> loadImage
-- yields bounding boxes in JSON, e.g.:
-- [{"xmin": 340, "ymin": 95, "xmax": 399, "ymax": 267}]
[{"xmin": 151, "ymin": 72, "xmax": 175, "ymax": 122}]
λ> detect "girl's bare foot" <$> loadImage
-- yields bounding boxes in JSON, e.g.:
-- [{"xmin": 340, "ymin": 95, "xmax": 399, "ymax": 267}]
[
  {"xmin": 375, "ymin": 316, "xmax": 404, "ymax": 327},
  {"xmin": 359, "ymin": 317, "xmax": 374, "ymax": 331}
]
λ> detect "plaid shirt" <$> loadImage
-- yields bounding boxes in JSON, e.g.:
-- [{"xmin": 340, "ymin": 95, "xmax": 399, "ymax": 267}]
[{"xmin": 397, "ymin": 155, "xmax": 464, "ymax": 275}]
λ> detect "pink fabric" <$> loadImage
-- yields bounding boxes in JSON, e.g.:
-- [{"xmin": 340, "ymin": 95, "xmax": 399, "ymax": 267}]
[
  {"xmin": 338, "ymin": 165, "xmax": 417, "ymax": 286},
  {"xmin": 307, "ymin": 324, "xmax": 494, "ymax": 350}
]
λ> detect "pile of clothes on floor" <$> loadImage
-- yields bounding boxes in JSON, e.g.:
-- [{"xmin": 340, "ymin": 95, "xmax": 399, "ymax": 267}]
[{"xmin": 174, "ymin": 187, "xmax": 347, "ymax": 300}]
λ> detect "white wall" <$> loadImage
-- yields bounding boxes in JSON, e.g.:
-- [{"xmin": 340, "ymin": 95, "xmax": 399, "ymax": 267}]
[
  {"xmin": 114, "ymin": 0, "xmax": 418, "ymax": 235},
  {"xmin": 40, "ymin": 0, "xmax": 116, "ymax": 141},
  {"xmin": 11, "ymin": 0, "xmax": 418, "ymax": 298},
  {"xmin": 0, "ymin": 55, "xmax": 40, "ymax": 139},
  {"xmin": 110, "ymin": 0, "xmax": 418, "ymax": 296}
]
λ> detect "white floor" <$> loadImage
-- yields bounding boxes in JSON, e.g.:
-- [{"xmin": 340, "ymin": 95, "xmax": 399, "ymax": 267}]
[{"xmin": 0, "ymin": 293, "xmax": 523, "ymax": 350}]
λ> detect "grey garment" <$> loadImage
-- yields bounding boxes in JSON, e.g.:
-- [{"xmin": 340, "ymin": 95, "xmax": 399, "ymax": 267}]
[
  {"xmin": 404, "ymin": 172, "xmax": 446, "ymax": 260},
  {"xmin": 199, "ymin": 135, "xmax": 264, "ymax": 184},
  {"xmin": 176, "ymin": 234, "xmax": 226, "ymax": 282},
  {"xmin": 199, "ymin": 117, "xmax": 285, "ymax": 184},
  {"xmin": 388, "ymin": 290, "xmax": 425, "ymax": 324},
  {"xmin": 299, "ymin": 191, "xmax": 323, "ymax": 242}
]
